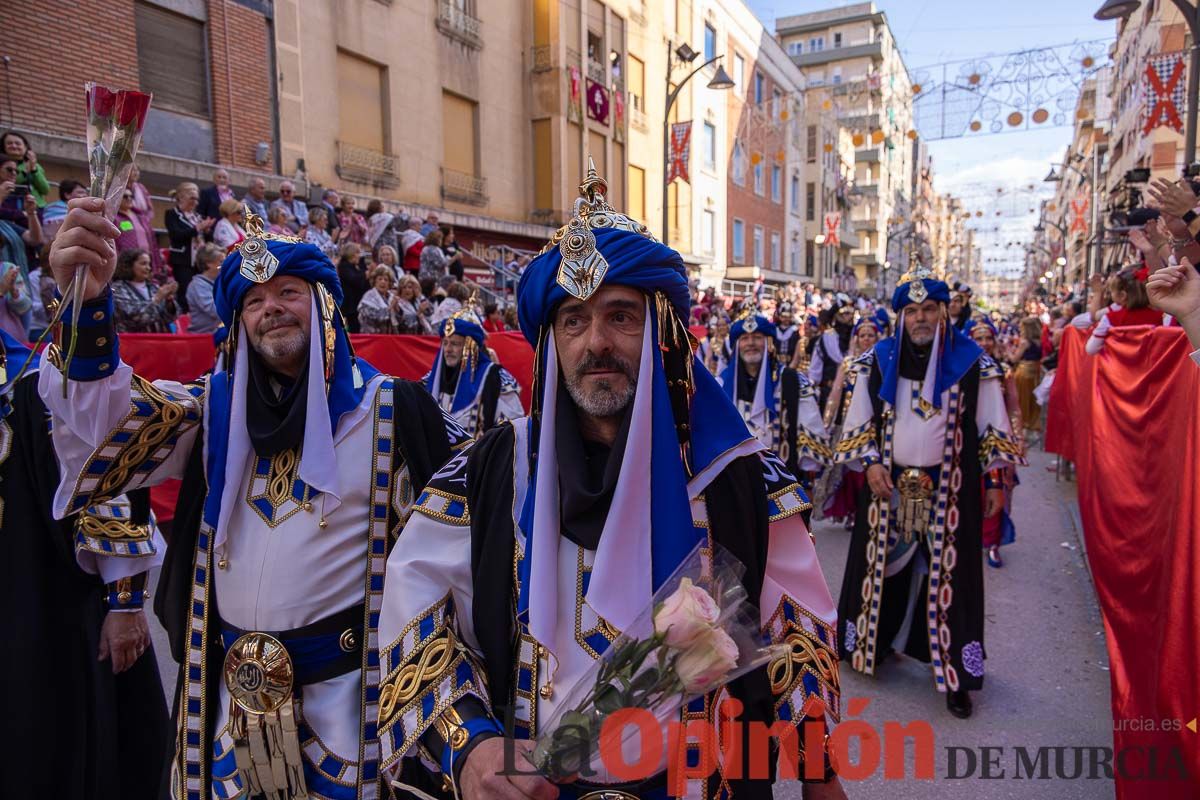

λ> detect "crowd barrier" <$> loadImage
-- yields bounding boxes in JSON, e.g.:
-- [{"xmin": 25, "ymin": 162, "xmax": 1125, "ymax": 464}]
[{"xmin": 1045, "ymin": 325, "xmax": 1199, "ymax": 799}]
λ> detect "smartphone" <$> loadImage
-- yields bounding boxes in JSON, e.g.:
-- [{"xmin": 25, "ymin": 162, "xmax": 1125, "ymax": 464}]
[{"xmin": 10, "ymin": 185, "xmax": 30, "ymax": 199}]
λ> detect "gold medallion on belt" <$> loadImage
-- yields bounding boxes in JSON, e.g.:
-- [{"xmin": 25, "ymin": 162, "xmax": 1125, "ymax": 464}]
[{"xmin": 895, "ymin": 468, "xmax": 934, "ymax": 543}]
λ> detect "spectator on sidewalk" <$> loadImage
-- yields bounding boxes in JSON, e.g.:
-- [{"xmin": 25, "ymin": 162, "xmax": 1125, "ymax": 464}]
[
  {"xmin": 41, "ymin": 179, "xmax": 88, "ymax": 243},
  {"xmin": 2, "ymin": 131, "xmax": 50, "ymax": 207},
  {"xmin": 1086, "ymin": 268, "xmax": 1165, "ymax": 355},
  {"xmin": 376, "ymin": 244, "xmax": 401, "ymax": 282},
  {"xmin": 337, "ymin": 242, "xmax": 369, "ymax": 333},
  {"xmin": 419, "ymin": 229, "xmax": 451, "ymax": 283},
  {"xmin": 430, "ymin": 280, "xmax": 470, "ymax": 327},
  {"xmin": 441, "ymin": 226, "xmax": 465, "ymax": 281},
  {"xmin": 185, "ymin": 243, "xmax": 224, "ymax": 334},
  {"xmin": 318, "ymin": 188, "xmax": 341, "ymax": 240},
  {"xmin": 358, "ymin": 265, "xmax": 400, "ymax": 335},
  {"xmin": 165, "ymin": 181, "xmax": 213, "ymax": 312},
  {"xmin": 269, "ymin": 180, "xmax": 309, "ymax": 232},
  {"xmin": 111, "ymin": 249, "xmax": 178, "ymax": 333},
  {"xmin": 242, "ymin": 176, "xmax": 269, "ymax": 220},
  {"xmin": 125, "ymin": 165, "xmax": 167, "ymax": 281},
  {"xmin": 0, "ymin": 258, "xmax": 31, "ymax": 340},
  {"xmin": 1148, "ymin": 259, "xmax": 1200, "ymax": 362},
  {"xmin": 400, "ymin": 218, "xmax": 424, "ymax": 274},
  {"xmin": 305, "ymin": 206, "xmax": 337, "ymax": 259},
  {"xmin": 337, "ymin": 195, "xmax": 368, "ymax": 245},
  {"xmin": 266, "ymin": 206, "xmax": 291, "ymax": 236},
  {"xmin": 213, "ymin": 199, "xmax": 247, "ymax": 251},
  {"xmin": 198, "ymin": 167, "xmax": 236, "ymax": 224},
  {"xmin": 394, "ymin": 274, "xmax": 433, "ymax": 334},
  {"xmin": 481, "ymin": 302, "xmax": 506, "ymax": 333},
  {"xmin": 419, "ymin": 212, "xmax": 440, "ymax": 236}
]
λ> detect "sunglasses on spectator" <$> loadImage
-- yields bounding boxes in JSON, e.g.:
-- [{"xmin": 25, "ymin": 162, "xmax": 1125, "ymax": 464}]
[{"xmin": 0, "ymin": 165, "xmax": 16, "ymax": 174}]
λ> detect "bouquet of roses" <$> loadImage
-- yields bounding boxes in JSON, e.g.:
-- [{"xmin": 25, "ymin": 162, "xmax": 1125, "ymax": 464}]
[
  {"xmin": 56, "ymin": 84, "xmax": 153, "ymax": 386},
  {"xmin": 527, "ymin": 542, "xmax": 780, "ymax": 782}
]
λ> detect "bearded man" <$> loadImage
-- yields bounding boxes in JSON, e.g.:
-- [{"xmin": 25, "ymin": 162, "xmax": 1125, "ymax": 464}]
[
  {"xmin": 376, "ymin": 164, "xmax": 845, "ymax": 800},
  {"xmin": 774, "ymin": 304, "xmax": 800, "ymax": 363},
  {"xmin": 832, "ymin": 263, "xmax": 1025, "ymax": 719},
  {"xmin": 423, "ymin": 310, "xmax": 523, "ymax": 439},
  {"xmin": 43, "ymin": 200, "xmax": 466, "ymax": 799},
  {"xmin": 807, "ymin": 303, "xmax": 855, "ymax": 412}
]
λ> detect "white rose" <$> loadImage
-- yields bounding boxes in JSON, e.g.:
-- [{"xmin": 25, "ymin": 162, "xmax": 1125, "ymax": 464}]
[
  {"xmin": 674, "ymin": 627, "xmax": 740, "ymax": 693},
  {"xmin": 653, "ymin": 578, "xmax": 721, "ymax": 649}
]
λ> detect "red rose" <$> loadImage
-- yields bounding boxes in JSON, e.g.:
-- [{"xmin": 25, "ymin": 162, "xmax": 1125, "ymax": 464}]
[
  {"xmin": 116, "ymin": 90, "xmax": 152, "ymax": 130},
  {"xmin": 87, "ymin": 84, "xmax": 117, "ymax": 119}
]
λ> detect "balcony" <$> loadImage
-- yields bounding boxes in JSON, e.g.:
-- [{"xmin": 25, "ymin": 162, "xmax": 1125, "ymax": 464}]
[
  {"xmin": 531, "ymin": 44, "xmax": 552, "ymax": 72},
  {"xmin": 856, "ymin": 148, "xmax": 880, "ymax": 163},
  {"xmin": 852, "ymin": 217, "xmax": 876, "ymax": 231},
  {"xmin": 336, "ymin": 141, "xmax": 399, "ymax": 187},
  {"xmin": 629, "ymin": 106, "xmax": 648, "ymax": 132},
  {"xmin": 587, "ymin": 59, "xmax": 607, "ymax": 85},
  {"xmin": 436, "ymin": 0, "xmax": 482, "ymax": 50},
  {"xmin": 793, "ymin": 41, "xmax": 883, "ymax": 67},
  {"xmin": 831, "ymin": 78, "xmax": 883, "ymax": 98},
  {"xmin": 442, "ymin": 168, "xmax": 488, "ymax": 206},
  {"xmin": 851, "ymin": 253, "xmax": 878, "ymax": 267}
]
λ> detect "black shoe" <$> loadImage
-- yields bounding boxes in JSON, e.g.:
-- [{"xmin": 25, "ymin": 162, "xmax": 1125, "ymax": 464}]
[{"xmin": 947, "ymin": 689, "xmax": 973, "ymax": 718}]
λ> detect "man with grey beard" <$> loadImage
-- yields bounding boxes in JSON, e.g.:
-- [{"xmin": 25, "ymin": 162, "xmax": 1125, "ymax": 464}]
[
  {"xmin": 832, "ymin": 262, "xmax": 1025, "ymax": 720},
  {"xmin": 377, "ymin": 164, "xmax": 845, "ymax": 800},
  {"xmin": 40, "ymin": 199, "xmax": 467, "ymax": 799}
]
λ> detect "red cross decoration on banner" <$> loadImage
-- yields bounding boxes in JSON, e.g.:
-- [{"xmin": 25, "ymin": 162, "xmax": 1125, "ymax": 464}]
[
  {"xmin": 1142, "ymin": 52, "xmax": 1186, "ymax": 136},
  {"xmin": 667, "ymin": 121, "xmax": 692, "ymax": 184},
  {"xmin": 823, "ymin": 213, "xmax": 841, "ymax": 246},
  {"xmin": 1070, "ymin": 194, "xmax": 1089, "ymax": 235}
]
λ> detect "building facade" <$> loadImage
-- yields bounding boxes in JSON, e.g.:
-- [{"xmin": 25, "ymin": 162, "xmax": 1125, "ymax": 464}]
[{"xmin": 776, "ymin": 1, "xmax": 915, "ymax": 294}]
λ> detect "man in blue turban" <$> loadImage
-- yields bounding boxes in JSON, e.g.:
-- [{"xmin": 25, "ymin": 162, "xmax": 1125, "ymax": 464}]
[
  {"xmin": 377, "ymin": 163, "xmax": 845, "ymax": 800},
  {"xmin": 831, "ymin": 259, "xmax": 1026, "ymax": 719},
  {"xmin": 423, "ymin": 308, "xmax": 523, "ymax": 439},
  {"xmin": 42, "ymin": 198, "xmax": 467, "ymax": 799},
  {"xmin": 720, "ymin": 313, "xmax": 830, "ymax": 494},
  {"xmin": 0, "ymin": 329, "xmax": 170, "ymax": 800}
]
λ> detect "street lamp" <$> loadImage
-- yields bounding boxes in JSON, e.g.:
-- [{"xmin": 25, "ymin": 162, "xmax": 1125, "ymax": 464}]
[
  {"xmin": 662, "ymin": 42, "xmax": 735, "ymax": 242},
  {"xmin": 1094, "ymin": 0, "xmax": 1200, "ymax": 167},
  {"xmin": 814, "ymin": 234, "xmax": 827, "ymax": 245},
  {"xmin": 1056, "ymin": 256, "xmax": 1067, "ymax": 266}
]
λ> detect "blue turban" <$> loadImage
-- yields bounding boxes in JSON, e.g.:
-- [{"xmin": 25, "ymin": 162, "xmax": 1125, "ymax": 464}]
[
  {"xmin": 853, "ymin": 317, "xmax": 885, "ymax": 337},
  {"xmin": 425, "ymin": 315, "xmax": 494, "ymax": 414},
  {"xmin": 516, "ymin": 226, "xmax": 690, "ymax": 345},
  {"xmin": 963, "ymin": 317, "xmax": 998, "ymax": 338},
  {"xmin": 728, "ymin": 314, "xmax": 777, "ymax": 344},
  {"xmin": 891, "ymin": 276, "xmax": 951, "ymax": 312},
  {"xmin": 873, "ymin": 307, "xmax": 891, "ymax": 332},
  {"xmin": 720, "ymin": 314, "xmax": 780, "ymax": 419},
  {"xmin": 202, "ymin": 237, "xmax": 378, "ymax": 531}
]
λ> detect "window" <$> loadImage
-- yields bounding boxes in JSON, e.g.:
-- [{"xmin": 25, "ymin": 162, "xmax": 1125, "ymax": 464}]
[
  {"xmin": 787, "ymin": 41, "xmax": 803, "ymax": 56},
  {"xmin": 753, "ymin": 226, "xmax": 764, "ymax": 266},
  {"xmin": 702, "ymin": 121, "xmax": 716, "ymax": 171},
  {"xmin": 834, "ymin": 32, "xmax": 843, "ymax": 48},
  {"xmin": 790, "ymin": 245, "xmax": 800, "ymax": 273},
  {"xmin": 732, "ymin": 139, "xmax": 747, "ymax": 186},
  {"xmin": 805, "ymin": 239, "xmax": 815, "ymax": 276},
  {"xmin": 806, "ymin": 125, "xmax": 817, "ymax": 163},
  {"xmin": 791, "ymin": 174, "xmax": 800, "ymax": 214},
  {"xmin": 809, "ymin": 36, "xmax": 824, "ymax": 52},
  {"xmin": 754, "ymin": 71, "xmax": 764, "ymax": 104},
  {"xmin": 753, "ymin": 162, "xmax": 764, "ymax": 195},
  {"xmin": 628, "ymin": 54, "xmax": 645, "ymax": 112},
  {"xmin": 771, "ymin": 165, "xmax": 782, "ymax": 203},
  {"xmin": 832, "ymin": 66, "xmax": 842, "ymax": 85},
  {"xmin": 704, "ymin": 22, "xmax": 716, "ymax": 62},
  {"xmin": 339, "ymin": 51, "xmax": 388, "ymax": 153},
  {"xmin": 588, "ymin": 30, "xmax": 603, "ymax": 64},
  {"xmin": 442, "ymin": 90, "xmax": 479, "ymax": 176},
  {"xmin": 805, "ymin": 182, "xmax": 816, "ymax": 221},
  {"xmin": 772, "ymin": 88, "xmax": 783, "ymax": 120},
  {"xmin": 702, "ymin": 209, "xmax": 715, "ymax": 253},
  {"xmin": 770, "ymin": 232, "xmax": 781, "ymax": 270},
  {"xmin": 734, "ymin": 52, "xmax": 745, "ymax": 94},
  {"xmin": 732, "ymin": 219, "xmax": 745, "ymax": 264},
  {"xmin": 134, "ymin": 3, "xmax": 210, "ymax": 117},
  {"xmin": 628, "ymin": 165, "xmax": 646, "ymax": 222}
]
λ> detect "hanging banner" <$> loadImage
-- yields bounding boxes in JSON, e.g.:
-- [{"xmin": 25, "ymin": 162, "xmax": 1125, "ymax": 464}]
[
  {"xmin": 613, "ymin": 88, "xmax": 626, "ymax": 143},
  {"xmin": 586, "ymin": 78, "xmax": 610, "ymax": 125},
  {"xmin": 567, "ymin": 65, "xmax": 583, "ymax": 124},
  {"xmin": 1070, "ymin": 194, "xmax": 1090, "ymax": 235},
  {"xmin": 823, "ymin": 212, "xmax": 841, "ymax": 246},
  {"xmin": 1142, "ymin": 52, "xmax": 1186, "ymax": 135},
  {"xmin": 667, "ymin": 121, "xmax": 692, "ymax": 184}
]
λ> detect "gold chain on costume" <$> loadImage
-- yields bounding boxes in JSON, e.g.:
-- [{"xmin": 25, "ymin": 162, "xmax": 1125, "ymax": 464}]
[
  {"xmin": 768, "ymin": 631, "xmax": 841, "ymax": 696},
  {"xmin": 93, "ymin": 376, "xmax": 188, "ymax": 504},
  {"xmin": 377, "ymin": 631, "xmax": 457, "ymax": 724},
  {"xmin": 266, "ymin": 449, "xmax": 299, "ymax": 508},
  {"xmin": 76, "ymin": 515, "xmax": 151, "ymax": 540},
  {"xmin": 834, "ymin": 426, "xmax": 875, "ymax": 456}
]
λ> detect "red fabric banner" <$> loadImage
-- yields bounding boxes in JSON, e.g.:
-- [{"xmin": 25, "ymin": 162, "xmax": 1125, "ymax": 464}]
[
  {"xmin": 1046, "ymin": 326, "xmax": 1200, "ymax": 798},
  {"xmin": 667, "ymin": 121, "xmax": 692, "ymax": 184},
  {"xmin": 117, "ymin": 332, "xmax": 536, "ymax": 523}
]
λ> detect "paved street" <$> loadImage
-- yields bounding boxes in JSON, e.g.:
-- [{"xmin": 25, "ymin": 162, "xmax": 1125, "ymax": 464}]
[
  {"xmin": 149, "ymin": 449, "xmax": 1114, "ymax": 799},
  {"xmin": 776, "ymin": 447, "xmax": 1114, "ymax": 799}
]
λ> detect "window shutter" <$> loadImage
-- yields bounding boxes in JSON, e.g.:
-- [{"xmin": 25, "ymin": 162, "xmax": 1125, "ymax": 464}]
[{"xmin": 134, "ymin": 3, "xmax": 210, "ymax": 117}]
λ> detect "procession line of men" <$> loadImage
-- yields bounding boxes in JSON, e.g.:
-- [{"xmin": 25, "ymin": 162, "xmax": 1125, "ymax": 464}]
[{"xmin": 6, "ymin": 160, "xmax": 1023, "ymax": 799}]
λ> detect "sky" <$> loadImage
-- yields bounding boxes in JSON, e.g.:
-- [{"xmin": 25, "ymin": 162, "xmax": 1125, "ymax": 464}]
[{"xmin": 742, "ymin": 0, "xmax": 1117, "ymax": 276}]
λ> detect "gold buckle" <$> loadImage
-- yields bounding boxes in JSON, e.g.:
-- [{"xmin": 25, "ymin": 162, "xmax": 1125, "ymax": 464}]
[{"xmin": 223, "ymin": 632, "xmax": 294, "ymax": 714}]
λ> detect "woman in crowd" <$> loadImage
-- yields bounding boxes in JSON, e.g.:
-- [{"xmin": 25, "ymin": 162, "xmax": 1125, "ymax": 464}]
[
  {"xmin": 40, "ymin": 178, "xmax": 88, "ymax": 241},
  {"xmin": 441, "ymin": 227, "xmax": 465, "ymax": 281},
  {"xmin": 419, "ymin": 229, "xmax": 450, "ymax": 283},
  {"xmin": 337, "ymin": 195, "xmax": 368, "ymax": 245},
  {"xmin": 0, "ymin": 258, "xmax": 31, "ymax": 340},
  {"xmin": 306, "ymin": 206, "xmax": 338, "ymax": 258},
  {"xmin": 212, "ymin": 199, "xmax": 247, "ymax": 251},
  {"xmin": 1086, "ymin": 267, "xmax": 1164, "ymax": 355},
  {"xmin": 266, "ymin": 205, "xmax": 292, "ymax": 236},
  {"xmin": 358, "ymin": 265, "xmax": 401, "ymax": 334},
  {"xmin": 394, "ymin": 274, "xmax": 434, "ymax": 334},
  {"xmin": 337, "ymin": 242, "xmax": 369, "ymax": 333},
  {"xmin": 1010, "ymin": 316, "xmax": 1044, "ymax": 442},
  {"xmin": 2, "ymin": 131, "xmax": 50, "ymax": 207},
  {"xmin": 817, "ymin": 318, "xmax": 883, "ymax": 530},
  {"xmin": 968, "ymin": 318, "xmax": 1023, "ymax": 568},
  {"xmin": 115, "ymin": 187, "xmax": 159, "ymax": 265},
  {"xmin": 697, "ymin": 316, "xmax": 731, "ymax": 376},
  {"xmin": 164, "ymin": 181, "xmax": 212, "ymax": 312},
  {"xmin": 376, "ymin": 244, "xmax": 402, "ymax": 282},
  {"xmin": 430, "ymin": 280, "xmax": 470, "ymax": 327},
  {"xmin": 126, "ymin": 165, "xmax": 166, "ymax": 280},
  {"xmin": 111, "ymin": 248, "xmax": 178, "ymax": 333}
]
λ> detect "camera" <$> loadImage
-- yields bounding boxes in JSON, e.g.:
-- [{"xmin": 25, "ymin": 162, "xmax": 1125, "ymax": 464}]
[{"xmin": 10, "ymin": 185, "xmax": 29, "ymax": 199}]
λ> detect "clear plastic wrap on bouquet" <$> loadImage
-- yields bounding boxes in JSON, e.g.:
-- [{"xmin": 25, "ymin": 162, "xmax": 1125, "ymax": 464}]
[{"xmin": 528, "ymin": 541, "xmax": 781, "ymax": 782}]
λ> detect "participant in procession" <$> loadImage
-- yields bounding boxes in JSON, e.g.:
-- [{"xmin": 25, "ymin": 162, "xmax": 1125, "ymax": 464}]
[
  {"xmin": 948, "ymin": 283, "xmax": 973, "ymax": 331},
  {"xmin": 697, "ymin": 314, "xmax": 731, "ymax": 376},
  {"xmin": 775, "ymin": 302, "xmax": 802, "ymax": 364},
  {"xmin": 965, "ymin": 318, "xmax": 1022, "ymax": 568},
  {"xmin": 808, "ymin": 302, "xmax": 856, "ymax": 413},
  {"xmin": 376, "ymin": 164, "xmax": 845, "ymax": 800},
  {"xmin": 1, "ymin": 330, "xmax": 170, "ymax": 800},
  {"xmin": 832, "ymin": 260, "xmax": 1026, "ymax": 719},
  {"xmin": 423, "ymin": 307, "xmax": 524, "ymax": 439},
  {"xmin": 815, "ymin": 317, "xmax": 885, "ymax": 530},
  {"xmin": 720, "ymin": 312, "xmax": 831, "ymax": 492},
  {"xmin": 42, "ymin": 199, "xmax": 468, "ymax": 800}
]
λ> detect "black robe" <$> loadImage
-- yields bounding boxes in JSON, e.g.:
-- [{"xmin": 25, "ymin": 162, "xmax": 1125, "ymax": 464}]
[
  {"xmin": 0, "ymin": 375, "xmax": 169, "ymax": 800},
  {"xmin": 835, "ymin": 358, "xmax": 988, "ymax": 692}
]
